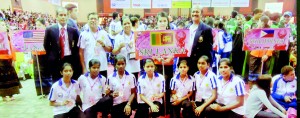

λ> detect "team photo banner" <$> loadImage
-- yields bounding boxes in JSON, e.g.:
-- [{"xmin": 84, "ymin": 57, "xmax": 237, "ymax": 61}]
[
  {"xmin": 243, "ymin": 28, "xmax": 290, "ymax": 51},
  {"xmin": 135, "ymin": 29, "xmax": 190, "ymax": 59},
  {"xmin": 11, "ymin": 30, "xmax": 45, "ymax": 52},
  {"xmin": 0, "ymin": 32, "xmax": 11, "ymax": 55}
]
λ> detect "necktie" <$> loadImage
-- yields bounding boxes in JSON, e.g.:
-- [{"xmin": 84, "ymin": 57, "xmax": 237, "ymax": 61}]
[{"xmin": 60, "ymin": 28, "xmax": 65, "ymax": 58}]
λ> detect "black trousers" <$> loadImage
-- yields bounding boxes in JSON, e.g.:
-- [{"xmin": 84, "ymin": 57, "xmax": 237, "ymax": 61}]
[
  {"xmin": 134, "ymin": 101, "xmax": 163, "ymax": 118},
  {"xmin": 204, "ymin": 103, "xmax": 243, "ymax": 118},
  {"xmin": 54, "ymin": 106, "xmax": 84, "ymax": 118},
  {"xmin": 84, "ymin": 96, "xmax": 113, "ymax": 118},
  {"xmin": 231, "ymin": 51, "xmax": 245, "ymax": 75},
  {"xmin": 111, "ymin": 102, "xmax": 132, "ymax": 118},
  {"xmin": 170, "ymin": 99, "xmax": 194, "ymax": 118},
  {"xmin": 100, "ymin": 70, "xmax": 107, "ymax": 79}
]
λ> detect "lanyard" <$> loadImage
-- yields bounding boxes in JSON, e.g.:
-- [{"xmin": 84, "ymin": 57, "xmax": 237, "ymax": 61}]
[
  {"xmin": 117, "ymin": 74, "xmax": 127, "ymax": 89},
  {"xmin": 90, "ymin": 30, "xmax": 99, "ymax": 41},
  {"xmin": 87, "ymin": 76, "xmax": 101, "ymax": 91},
  {"xmin": 60, "ymin": 79, "xmax": 74, "ymax": 98},
  {"xmin": 198, "ymin": 70, "xmax": 209, "ymax": 89},
  {"xmin": 220, "ymin": 78, "xmax": 231, "ymax": 96}
]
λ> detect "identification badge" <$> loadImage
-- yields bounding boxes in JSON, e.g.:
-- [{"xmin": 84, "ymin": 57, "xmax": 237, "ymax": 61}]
[
  {"xmin": 119, "ymin": 91, "xmax": 124, "ymax": 97},
  {"xmin": 128, "ymin": 52, "xmax": 136, "ymax": 60}
]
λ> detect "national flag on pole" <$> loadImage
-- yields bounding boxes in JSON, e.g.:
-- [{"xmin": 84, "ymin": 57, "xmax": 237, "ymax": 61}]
[
  {"xmin": 260, "ymin": 29, "xmax": 274, "ymax": 38},
  {"xmin": 151, "ymin": 32, "xmax": 174, "ymax": 46},
  {"xmin": 23, "ymin": 31, "xmax": 45, "ymax": 43}
]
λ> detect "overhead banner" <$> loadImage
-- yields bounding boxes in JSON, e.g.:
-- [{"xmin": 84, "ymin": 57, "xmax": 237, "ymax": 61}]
[
  {"xmin": 265, "ymin": 2, "xmax": 283, "ymax": 13},
  {"xmin": 11, "ymin": 30, "xmax": 45, "ymax": 52},
  {"xmin": 172, "ymin": 0, "xmax": 192, "ymax": 8},
  {"xmin": 111, "ymin": 0, "xmax": 131, "ymax": 8},
  {"xmin": 230, "ymin": 0, "xmax": 249, "ymax": 7},
  {"xmin": 152, "ymin": 0, "xmax": 172, "ymax": 8},
  {"xmin": 132, "ymin": 0, "xmax": 151, "ymax": 8},
  {"xmin": 211, "ymin": 0, "xmax": 230, "ymax": 7},
  {"xmin": 135, "ymin": 30, "xmax": 191, "ymax": 59},
  {"xmin": 0, "ymin": 32, "xmax": 11, "ymax": 55},
  {"xmin": 243, "ymin": 28, "xmax": 290, "ymax": 51},
  {"xmin": 192, "ymin": 0, "xmax": 211, "ymax": 7}
]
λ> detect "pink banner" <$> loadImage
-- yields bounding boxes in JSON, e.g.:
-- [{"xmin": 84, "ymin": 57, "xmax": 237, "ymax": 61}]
[
  {"xmin": 0, "ymin": 32, "xmax": 11, "ymax": 55},
  {"xmin": 11, "ymin": 30, "xmax": 45, "ymax": 52},
  {"xmin": 243, "ymin": 28, "xmax": 290, "ymax": 51},
  {"xmin": 135, "ymin": 29, "xmax": 191, "ymax": 59}
]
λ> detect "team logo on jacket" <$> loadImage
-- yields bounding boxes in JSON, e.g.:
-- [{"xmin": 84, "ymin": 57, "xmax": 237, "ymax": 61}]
[{"xmin": 198, "ymin": 36, "xmax": 203, "ymax": 43}]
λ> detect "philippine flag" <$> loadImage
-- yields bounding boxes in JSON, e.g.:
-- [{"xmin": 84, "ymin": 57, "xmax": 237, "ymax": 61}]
[{"xmin": 260, "ymin": 30, "xmax": 274, "ymax": 38}]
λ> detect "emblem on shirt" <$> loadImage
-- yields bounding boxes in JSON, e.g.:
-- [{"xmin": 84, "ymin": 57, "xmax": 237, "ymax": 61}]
[
  {"xmin": 128, "ymin": 82, "xmax": 130, "ymax": 85},
  {"xmin": 205, "ymin": 83, "xmax": 209, "ymax": 87},
  {"xmin": 58, "ymin": 93, "xmax": 63, "ymax": 98},
  {"xmin": 157, "ymin": 84, "xmax": 160, "ymax": 87},
  {"xmin": 230, "ymin": 88, "xmax": 234, "ymax": 93},
  {"xmin": 198, "ymin": 36, "xmax": 203, "ymax": 43}
]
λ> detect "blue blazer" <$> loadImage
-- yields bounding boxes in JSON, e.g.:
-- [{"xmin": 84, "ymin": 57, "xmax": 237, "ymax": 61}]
[{"xmin": 43, "ymin": 24, "xmax": 80, "ymax": 62}]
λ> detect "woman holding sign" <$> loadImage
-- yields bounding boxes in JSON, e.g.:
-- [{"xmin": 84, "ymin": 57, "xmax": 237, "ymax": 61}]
[
  {"xmin": 135, "ymin": 58, "xmax": 165, "ymax": 118},
  {"xmin": 107, "ymin": 55, "xmax": 136, "ymax": 118},
  {"xmin": 0, "ymin": 20, "xmax": 21, "ymax": 102},
  {"xmin": 48, "ymin": 63, "xmax": 84, "ymax": 118},
  {"xmin": 112, "ymin": 16, "xmax": 140, "ymax": 79}
]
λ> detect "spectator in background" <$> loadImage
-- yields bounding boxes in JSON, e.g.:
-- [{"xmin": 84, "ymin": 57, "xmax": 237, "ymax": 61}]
[
  {"xmin": 65, "ymin": 3, "xmax": 79, "ymax": 32},
  {"xmin": 205, "ymin": 17, "xmax": 214, "ymax": 28},
  {"xmin": 168, "ymin": 15, "xmax": 177, "ymax": 30},
  {"xmin": 177, "ymin": 21, "xmax": 186, "ymax": 29},
  {"xmin": 231, "ymin": 14, "xmax": 245, "ymax": 75},
  {"xmin": 32, "ymin": 18, "xmax": 50, "ymax": 96},
  {"xmin": 226, "ymin": 10, "xmax": 238, "ymax": 35},
  {"xmin": 216, "ymin": 21, "xmax": 232, "ymax": 59}
]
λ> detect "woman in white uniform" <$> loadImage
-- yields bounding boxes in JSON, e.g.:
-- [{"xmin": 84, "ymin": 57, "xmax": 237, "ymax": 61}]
[
  {"xmin": 112, "ymin": 16, "xmax": 140, "ymax": 79},
  {"xmin": 245, "ymin": 74, "xmax": 286, "ymax": 118},
  {"xmin": 204, "ymin": 58, "xmax": 245, "ymax": 118},
  {"xmin": 107, "ymin": 55, "xmax": 136, "ymax": 118},
  {"xmin": 135, "ymin": 58, "xmax": 165, "ymax": 118},
  {"xmin": 170, "ymin": 60, "xmax": 195, "ymax": 118},
  {"xmin": 48, "ymin": 63, "xmax": 84, "ymax": 118},
  {"xmin": 77, "ymin": 59, "xmax": 113, "ymax": 118},
  {"xmin": 193, "ymin": 55, "xmax": 218, "ymax": 118}
]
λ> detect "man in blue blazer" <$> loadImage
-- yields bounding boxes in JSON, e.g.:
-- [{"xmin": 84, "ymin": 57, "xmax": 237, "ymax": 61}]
[
  {"xmin": 43, "ymin": 7, "xmax": 81, "ymax": 82},
  {"xmin": 65, "ymin": 3, "xmax": 79, "ymax": 32},
  {"xmin": 180, "ymin": 6, "xmax": 213, "ymax": 75}
]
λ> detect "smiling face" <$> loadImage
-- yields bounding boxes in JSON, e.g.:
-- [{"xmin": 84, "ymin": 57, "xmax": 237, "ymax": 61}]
[
  {"xmin": 191, "ymin": 7, "xmax": 201, "ymax": 23},
  {"xmin": 157, "ymin": 16, "xmax": 168, "ymax": 30},
  {"xmin": 219, "ymin": 62, "xmax": 231, "ymax": 78},
  {"xmin": 88, "ymin": 14, "xmax": 99, "ymax": 29},
  {"xmin": 122, "ymin": 18, "xmax": 132, "ymax": 33}
]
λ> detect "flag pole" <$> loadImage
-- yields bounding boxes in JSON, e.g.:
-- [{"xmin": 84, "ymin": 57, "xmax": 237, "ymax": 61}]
[
  {"xmin": 161, "ymin": 56, "xmax": 167, "ymax": 117},
  {"xmin": 35, "ymin": 53, "xmax": 45, "ymax": 99}
]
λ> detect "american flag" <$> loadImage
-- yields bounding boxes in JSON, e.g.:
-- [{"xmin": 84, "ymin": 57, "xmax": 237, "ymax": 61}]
[{"xmin": 23, "ymin": 30, "xmax": 45, "ymax": 43}]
